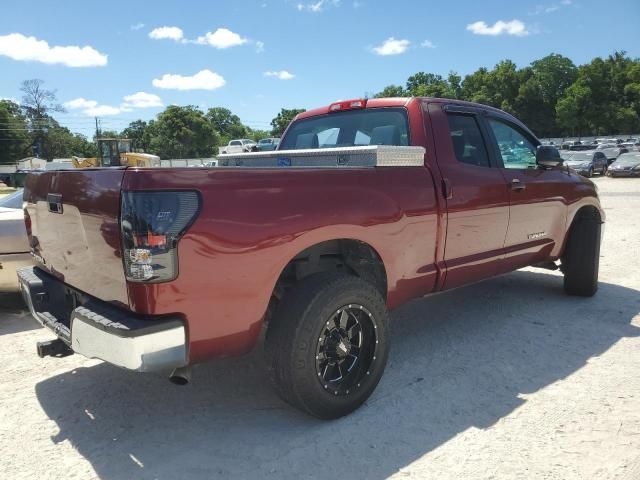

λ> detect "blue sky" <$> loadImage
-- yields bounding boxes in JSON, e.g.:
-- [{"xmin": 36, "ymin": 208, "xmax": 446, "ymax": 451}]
[{"xmin": 1, "ymin": 0, "xmax": 639, "ymax": 137}]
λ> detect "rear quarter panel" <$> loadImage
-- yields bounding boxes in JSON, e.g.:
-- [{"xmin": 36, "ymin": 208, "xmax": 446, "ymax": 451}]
[{"xmin": 123, "ymin": 167, "xmax": 439, "ymax": 362}]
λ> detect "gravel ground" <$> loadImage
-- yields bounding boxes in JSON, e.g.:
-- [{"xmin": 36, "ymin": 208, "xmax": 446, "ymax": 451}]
[{"xmin": 1, "ymin": 176, "xmax": 639, "ymax": 480}]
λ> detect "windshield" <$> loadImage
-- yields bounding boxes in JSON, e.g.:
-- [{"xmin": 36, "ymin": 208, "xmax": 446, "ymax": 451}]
[
  {"xmin": 280, "ymin": 108, "xmax": 410, "ymax": 150},
  {"xmin": 564, "ymin": 152, "xmax": 593, "ymax": 163},
  {"xmin": 0, "ymin": 189, "xmax": 23, "ymax": 209},
  {"xmin": 258, "ymin": 139, "xmax": 271, "ymax": 144},
  {"xmin": 614, "ymin": 154, "xmax": 640, "ymax": 165}
]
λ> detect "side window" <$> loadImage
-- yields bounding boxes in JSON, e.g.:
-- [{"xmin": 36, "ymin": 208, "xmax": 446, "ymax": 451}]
[
  {"xmin": 488, "ymin": 119, "xmax": 537, "ymax": 169},
  {"xmin": 230, "ymin": 140, "xmax": 241, "ymax": 146},
  {"xmin": 446, "ymin": 114, "xmax": 491, "ymax": 167}
]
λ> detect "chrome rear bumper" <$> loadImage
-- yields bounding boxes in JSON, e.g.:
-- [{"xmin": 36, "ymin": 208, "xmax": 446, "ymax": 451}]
[{"xmin": 17, "ymin": 266, "xmax": 187, "ymax": 372}]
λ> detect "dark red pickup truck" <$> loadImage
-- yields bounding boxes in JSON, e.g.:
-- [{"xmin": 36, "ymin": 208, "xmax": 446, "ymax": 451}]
[{"xmin": 19, "ymin": 97, "xmax": 604, "ymax": 418}]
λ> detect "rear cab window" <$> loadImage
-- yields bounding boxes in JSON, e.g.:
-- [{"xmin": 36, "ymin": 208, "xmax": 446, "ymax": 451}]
[{"xmin": 280, "ymin": 108, "xmax": 410, "ymax": 150}]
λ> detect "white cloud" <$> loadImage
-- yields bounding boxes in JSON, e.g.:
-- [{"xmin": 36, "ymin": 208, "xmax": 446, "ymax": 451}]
[
  {"xmin": 466, "ymin": 19, "xmax": 530, "ymax": 36},
  {"xmin": 0, "ymin": 33, "xmax": 107, "ymax": 67},
  {"xmin": 372, "ymin": 37, "xmax": 410, "ymax": 56},
  {"xmin": 149, "ymin": 26, "xmax": 184, "ymax": 42},
  {"xmin": 530, "ymin": 0, "xmax": 573, "ymax": 15},
  {"xmin": 152, "ymin": 69, "xmax": 226, "ymax": 90},
  {"xmin": 122, "ymin": 92, "xmax": 163, "ymax": 108},
  {"xmin": 64, "ymin": 98, "xmax": 97, "ymax": 110},
  {"xmin": 130, "ymin": 23, "xmax": 145, "ymax": 31},
  {"xmin": 64, "ymin": 98, "xmax": 120, "ymax": 116},
  {"xmin": 264, "ymin": 70, "xmax": 295, "ymax": 80},
  {"xmin": 255, "ymin": 40, "xmax": 265, "ymax": 53},
  {"xmin": 421, "ymin": 40, "xmax": 436, "ymax": 48},
  {"xmin": 297, "ymin": 0, "xmax": 340, "ymax": 12},
  {"xmin": 194, "ymin": 28, "xmax": 247, "ymax": 49},
  {"xmin": 85, "ymin": 105, "xmax": 122, "ymax": 116},
  {"xmin": 64, "ymin": 92, "xmax": 163, "ymax": 116}
]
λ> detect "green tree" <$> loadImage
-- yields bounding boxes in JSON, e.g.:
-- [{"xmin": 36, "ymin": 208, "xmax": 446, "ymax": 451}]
[
  {"xmin": 246, "ymin": 128, "xmax": 271, "ymax": 142},
  {"xmin": 121, "ymin": 120, "xmax": 152, "ymax": 151},
  {"xmin": 0, "ymin": 100, "xmax": 31, "ymax": 164},
  {"xmin": 148, "ymin": 105, "xmax": 218, "ymax": 159},
  {"xmin": 19, "ymin": 79, "xmax": 65, "ymax": 158},
  {"xmin": 556, "ymin": 82, "xmax": 592, "ymax": 136},
  {"xmin": 46, "ymin": 124, "xmax": 97, "ymax": 159},
  {"xmin": 405, "ymin": 72, "xmax": 460, "ymax": 98},
  {"xmin": 374, "ymin": 84, "xmax": 407, "ymax": 98},
  {"xmin": 271, "ymin": 108, "xmax": 306, "ymax": 136},
  {"xmin": 206, "ymin": 107, "xmax": 247, "ymax": 139}
]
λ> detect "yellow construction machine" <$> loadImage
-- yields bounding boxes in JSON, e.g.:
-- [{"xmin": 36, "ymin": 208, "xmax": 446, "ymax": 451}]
[{"xmin": 72, "ymin": 138, "xmax": 160, "ymax": 168}]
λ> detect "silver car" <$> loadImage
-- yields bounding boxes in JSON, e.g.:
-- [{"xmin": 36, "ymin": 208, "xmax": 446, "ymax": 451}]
[{"xmin": 0, "ymin": 189, "xmax": 32, "ymax": 291}]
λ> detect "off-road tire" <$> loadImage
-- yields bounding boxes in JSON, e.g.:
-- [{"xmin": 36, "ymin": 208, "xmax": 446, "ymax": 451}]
[
  {"xmin": 562, "ymin": 213, "xmax": 601, "ymax": 296},
  {"xmin": 265, "ymin": 273, "xmax": 390, "ymax": 419}
]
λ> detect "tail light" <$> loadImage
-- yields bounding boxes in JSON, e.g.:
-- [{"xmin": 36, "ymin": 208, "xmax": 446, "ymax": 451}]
[{"xmin": 120, "ymin": 191, "xmax": 200, "ymax": 283}]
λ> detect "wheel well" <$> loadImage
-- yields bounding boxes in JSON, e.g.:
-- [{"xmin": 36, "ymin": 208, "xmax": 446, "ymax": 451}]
[
  {"xmin": 266, "ymin": 239, "xmax": 387, "ymax": 323},
  {"xmin": 572, "ymin": 205, "xmax": 602, "ymax": 226},
  {"xmin": 562, "ymin": 206, "xmax": 602, "ymax": 258}
]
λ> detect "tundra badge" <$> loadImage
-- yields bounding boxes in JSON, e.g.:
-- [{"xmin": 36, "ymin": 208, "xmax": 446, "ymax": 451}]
[{"xmin": 527, "ymin": 231, "xmax": 547, "ymax": 240}]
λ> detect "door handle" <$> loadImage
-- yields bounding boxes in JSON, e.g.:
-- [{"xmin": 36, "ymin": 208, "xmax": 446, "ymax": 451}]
[{"xmin": 510, "ymin": 179, "xmax": 526, "ymax": 192}]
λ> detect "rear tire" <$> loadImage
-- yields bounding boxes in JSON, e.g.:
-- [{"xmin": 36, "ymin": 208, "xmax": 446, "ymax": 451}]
[
  {"xmin": 265, "ymin": 273, "xmax": 390, "ymax": 419},
  {"xmin": 562, "ymin": 213, "xmax": 601, "ymax": 296}
]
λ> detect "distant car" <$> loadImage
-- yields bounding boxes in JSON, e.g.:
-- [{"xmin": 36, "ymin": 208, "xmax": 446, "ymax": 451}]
[
  {"xmin": 619, "ymin": 142, "xmax": 640, "ymax": 152},
  {"xmin": 220, "ymin": 139, "xmax": 257, "ymax": 154},
  {"xmin": 598, "ymin": 146, "xmax": 628, "ymax": 165},
  {"xmin": 607, "ymin": 152, "xmax": 640, "ymax": 177},
  {"xmin": 561, "ymin": 150, "xmax": 608, "ymax": 177},
  {"xmin": 0, "ymin": 189, "xmax": 31, "ymax": 291},
  {"xmin": 560, "ymin": 140, "xmax": 581, "ymax": 150},
  {"xmin": 256, "ymin": 138, "xmax": 280, "ymax": 151}
]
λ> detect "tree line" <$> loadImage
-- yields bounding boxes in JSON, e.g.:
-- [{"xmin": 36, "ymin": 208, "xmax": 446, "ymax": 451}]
[
  {"xmin": 0, "ymin": 79, "xmax": 306, "ymax": 163},
  {"xmin": 1, "ymin": 51, "xmax": 638, "ymax": 164},
  {"xmin": 375, "ymin": 51, "xmax": 640, "ymax": 138}
]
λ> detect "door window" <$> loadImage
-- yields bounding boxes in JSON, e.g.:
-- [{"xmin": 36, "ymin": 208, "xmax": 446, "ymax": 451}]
[
  {"xmin": 488, "ymin": 119, "xmax": 537, "ymax": 169},
  {"xmin": 446, "ymin": 114, "xmax": 490, "ymax": 167}
]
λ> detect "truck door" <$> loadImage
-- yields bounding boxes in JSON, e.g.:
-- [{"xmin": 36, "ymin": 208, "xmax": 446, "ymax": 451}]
[
  {"xmin": 482, "ymin": 115, "xmax": 568, "ymax": 271},
  {"xmin": 427, "ymin": 103, "xmax": 510, "ymax": 289}
]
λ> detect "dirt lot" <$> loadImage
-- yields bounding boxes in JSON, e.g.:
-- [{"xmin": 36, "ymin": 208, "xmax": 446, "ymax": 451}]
[{"xmin": 1, "ymin": 176, "xmax": 639, "ymax": 480}]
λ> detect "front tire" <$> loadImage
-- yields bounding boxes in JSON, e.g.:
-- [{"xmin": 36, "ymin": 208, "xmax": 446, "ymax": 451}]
[
  {"xmin": 265, "ymin": 273, "xmax": 390, "ymax": 419},
  {"xmin": 562, "ymin": 213, "xmax": 601, "ymax": 296}
]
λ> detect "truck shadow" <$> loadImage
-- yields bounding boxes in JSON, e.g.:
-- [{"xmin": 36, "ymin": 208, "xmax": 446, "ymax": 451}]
[
  {"xmin": 35, "ymin": 270, "xmax": 640, "ymax": 480},
  {"xmin": 0, "ymin": 292, "xmax": 39, "ymax": 336}
]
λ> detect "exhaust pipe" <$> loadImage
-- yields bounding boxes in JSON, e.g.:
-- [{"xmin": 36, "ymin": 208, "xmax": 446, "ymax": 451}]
[{"xmin": 169, "ymin": 366, "xmax": 191, "ymax": 385}]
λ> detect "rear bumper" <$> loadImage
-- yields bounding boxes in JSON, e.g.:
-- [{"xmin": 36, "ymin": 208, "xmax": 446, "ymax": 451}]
[
  {"xmin": 608, "ymin": 170, "xmax": 640, "ymax": 177},
  {"xmin": 17, "ymin": 266, "xmax": 187, "ymax": 372},
  {"xmin": 0, "ymin": 252, "xmax": 33, "ymax": 291}
]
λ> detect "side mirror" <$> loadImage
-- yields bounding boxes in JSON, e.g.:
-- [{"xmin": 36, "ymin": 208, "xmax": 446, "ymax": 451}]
[{"xmin": 536, "ymin": 145, "xmax": 563, "ymax": 168}]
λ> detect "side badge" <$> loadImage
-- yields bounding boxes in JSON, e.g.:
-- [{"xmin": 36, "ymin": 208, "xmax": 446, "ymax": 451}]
[{"xmin": 277, "ymin": 157, "xmax": 292, "ymax": 167}]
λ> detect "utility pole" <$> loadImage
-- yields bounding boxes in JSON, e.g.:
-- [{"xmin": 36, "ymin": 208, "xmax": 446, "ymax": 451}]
[{"xmin": 95, "ymin": 117, "xmax": 101, "ymax": 140}]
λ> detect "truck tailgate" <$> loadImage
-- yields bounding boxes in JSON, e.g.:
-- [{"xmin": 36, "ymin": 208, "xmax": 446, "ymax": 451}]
[{"xmin": 23, "ymin": 169, "xmax": 129, "ymax": 306}]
